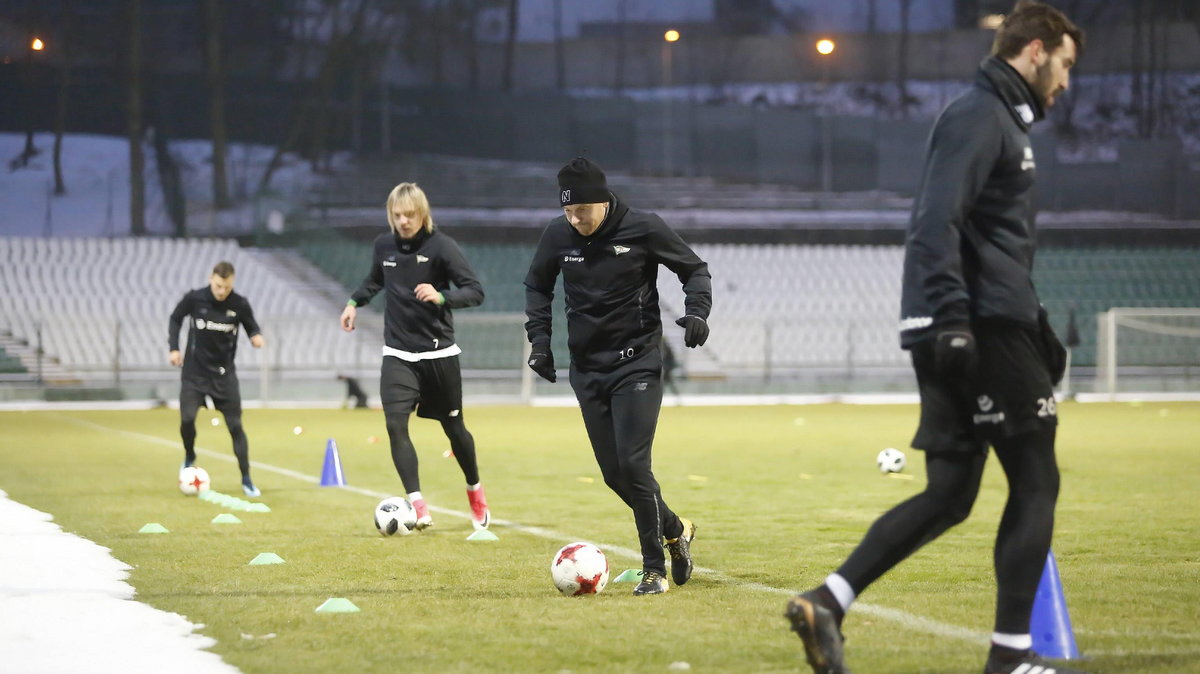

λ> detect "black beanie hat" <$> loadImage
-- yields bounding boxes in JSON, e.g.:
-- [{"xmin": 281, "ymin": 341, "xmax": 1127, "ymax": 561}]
[{"xmin": 557, "ymin": 156, "xmax": 609, "ymax": 206}]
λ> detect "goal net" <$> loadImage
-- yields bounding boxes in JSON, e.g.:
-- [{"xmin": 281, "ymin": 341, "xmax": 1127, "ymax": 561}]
[{"xmin": 1094, "ymin": 308, "xmax": 1200, "ymax": 396}]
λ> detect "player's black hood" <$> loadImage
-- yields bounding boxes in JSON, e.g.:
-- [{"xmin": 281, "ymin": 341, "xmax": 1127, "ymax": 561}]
[{"xmin": 977, "ymin": 56, "xmax": 1045, "ymax": 132}]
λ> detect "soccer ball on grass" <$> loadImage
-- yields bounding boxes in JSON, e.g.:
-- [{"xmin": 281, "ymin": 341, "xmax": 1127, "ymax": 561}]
[
  {"xmin": 374, "ymin": 497, "xmax": 419, "ymax": 536},
  {"xmin": 876, "ymin": 447, "xmax": 906, "ymax": 474},
  {"xmin": 551, "ymin": 542, "xmax": 610, "ymax": 596},
  {"xmin": 178, "ymin": 466, "xmax": 211, "ymax": 495}
]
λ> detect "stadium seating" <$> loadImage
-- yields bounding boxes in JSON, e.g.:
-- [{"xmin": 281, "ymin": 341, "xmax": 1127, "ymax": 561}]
[
  {"xmin": 0, "ymin": 237, "xmax": 384, "ymax": 377},
  {"xmin": 1034, "ymin": 247, "xmax": 1200, "ymax": 366},
  {"xmin": 3, "ymin": 236, "xmax": 1196, "ymax": 382}
]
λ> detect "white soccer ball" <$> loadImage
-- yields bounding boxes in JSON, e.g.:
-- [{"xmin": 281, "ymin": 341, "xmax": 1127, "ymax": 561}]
[
  {"xmin": 374, "ymin": 497, "xmax": 419, "ymax": 536},
  {"xmin": 178, "ymin": 466, "xmax": 211, "ymax": 495},
  {"xmin": 876, "ymin": 447, "xmax": 907, "ymax": 474},
  {"xmin": 551, "ymin": 542, "xmax": 610, "ymax": 596}
]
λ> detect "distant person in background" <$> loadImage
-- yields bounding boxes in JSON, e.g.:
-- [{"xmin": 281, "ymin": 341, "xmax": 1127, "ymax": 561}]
[
  {"xmin": 338, "ymin": 374, "xmax": 370, "ymax": 408},
  {"xmin": 524, "ymin": 156, "xmax": 712, "ymax": 596},
  {"xmin": 784, "ymin": 3, "xmax": 1083, "ymax": 674},
  {"xmin": 340, "ymin": 182, "xmax": 491, "ymax": 530},
  {"xmin": 168, "ymin": 261, "xmax": 265, "ymax": 497}
]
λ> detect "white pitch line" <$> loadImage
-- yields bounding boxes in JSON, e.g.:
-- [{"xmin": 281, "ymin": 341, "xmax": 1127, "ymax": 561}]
[{"xmin": 59, "ymin": 414, "xmax": 990, "ymax": 646}]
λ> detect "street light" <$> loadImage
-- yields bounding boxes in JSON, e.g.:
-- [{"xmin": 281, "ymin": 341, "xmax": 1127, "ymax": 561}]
[
  {"xmin": 661, "ymin": 29, "xmax": 680, "ymax": 176},
  {"xmin": 31, "ymin": 37, "xmax": 45, "ymax": 51},
  {"xmin": 814, "ymin": 39, "xmax": 837, "ymax": 192}
]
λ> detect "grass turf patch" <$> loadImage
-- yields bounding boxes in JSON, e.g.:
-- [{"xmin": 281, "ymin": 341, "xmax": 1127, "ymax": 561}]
[{"xmin": 1, "ymin": 402, "xmax": 1198, "ymax": 672}]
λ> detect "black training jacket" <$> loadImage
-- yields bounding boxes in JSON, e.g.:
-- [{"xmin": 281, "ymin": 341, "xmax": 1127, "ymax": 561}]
[
  {"xmin": 899, "ymin": 56, "xmax": 1047, "ymax": 348},
  {"xmin": 169, "ymin": 287, "xmax": 261, "ymax": 382},
  {"xmin": 351, "ymin": 229, "xmax": 484, "ymax": 353},
  {"xmin": 524, "ymin": 193, "xmax": 712, "ymax": 373}
]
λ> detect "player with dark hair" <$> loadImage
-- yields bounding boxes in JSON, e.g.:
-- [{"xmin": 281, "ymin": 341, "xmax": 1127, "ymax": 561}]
[
  {"xmin": 169, "ymin": 261, "xmax": 265, "ymax": 496},
  {"xmin": 524, "ymin": 156, "xmax": 712, "ymax": 596},
  {"xmin": 341, "ymin": 182, "xmax": 491, "ymax": 531},
  {"xmin": 783, "ymin": 2, "xmax": 1085, "ymax": 673}
]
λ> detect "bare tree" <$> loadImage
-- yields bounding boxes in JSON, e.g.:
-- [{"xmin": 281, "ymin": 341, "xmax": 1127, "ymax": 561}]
[
  {"xmin": 896, "ymin": 0, "xmax": 913, "ymax": 118},
  {"xmin": 465, "ymin": 0, "xmax": 481, "ymax": 89},
  {"xmin": 502, "ymin": 0, "xmax": 518, "ymax": 92},
  {"xmin": 614, "ymin": 0, "xmax": 629, "ymax": 93},
  {"xmin": 53, "ymin": 0, "xmax": 74, "ymax": 195},
  {"xmin": 257, "ymin": 0, "xmax": 371, "ymax": 194},
  {"xmin": 125, "ymin": 0, "xmax": 145, "ymax": 236},
  {"xmin": 203, "ymin": 0, "xmax": 231, "ymax": 209},
  {"xmin": 553, "ymin": 0, "xmax": 565, "ymax": 90}
]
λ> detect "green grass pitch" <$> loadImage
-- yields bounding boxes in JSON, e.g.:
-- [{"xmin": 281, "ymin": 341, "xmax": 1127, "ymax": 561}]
[{"xmin": 1, "ymin": 402, "xmax": 1198, "ymax": 673}]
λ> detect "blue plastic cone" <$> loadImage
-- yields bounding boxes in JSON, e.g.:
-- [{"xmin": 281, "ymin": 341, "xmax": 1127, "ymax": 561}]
[
  {"xmin": 1030, "ymin": 550, "xmax": 1080, "ymax": 659},
  {"xmin": 320, "ymin": 438, "xmax": 346, "ymax": 487}
]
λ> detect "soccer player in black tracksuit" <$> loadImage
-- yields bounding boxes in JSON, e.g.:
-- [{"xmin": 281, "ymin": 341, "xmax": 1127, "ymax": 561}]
[
  {"xmin": 785, "ymin": 4, "xmax": 1087, "ymax": 674},
  {"xmin": 169, "ymin": 261, "xmax": 265, "ymax": 497},
  {"xmin": 524, "ymin": 157, "xmax": 713, "ymax": 596},
  {"xmin": 340, "ymin": 182, "xmax": 491, "ymax": 531}
]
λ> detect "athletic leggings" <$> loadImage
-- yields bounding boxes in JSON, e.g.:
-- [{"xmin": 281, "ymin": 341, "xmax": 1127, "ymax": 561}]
[
  {"xmin": 836, "ymin": 426, "xmax": 1059, "ymax": 634},
  {"xmin": 383, "ymin": 405, "xmax": 480, "ymax": 493},
  {"xmin": 180, "ymin": 403, "xmax": 251, "ymax": 480}
]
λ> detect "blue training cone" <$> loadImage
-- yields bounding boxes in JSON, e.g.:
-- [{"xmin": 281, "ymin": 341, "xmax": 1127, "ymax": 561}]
[
  {"xmin": 1030, "ymin": 549, "xmax": 1080, "ymax": 659},
  {"xmin": 320, "ymin": 438, "xmax": 346, "ymax": 487}
]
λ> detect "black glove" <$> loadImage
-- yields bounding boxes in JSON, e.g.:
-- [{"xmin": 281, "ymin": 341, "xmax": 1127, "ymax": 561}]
[
  {"xmin": 675, "ymin": 316, "xmax": 709, "ymax": 348},
  {"xmin": 933, "ymin": 324, "xmax": 977, "ymax": 380},
  {"xmin": 527, "ymin": 347, "xmax": 556, "ymax": 383},
  {"xmin": 1038, "ymin": 307, "xmax": 1068, "ymax": 386}
]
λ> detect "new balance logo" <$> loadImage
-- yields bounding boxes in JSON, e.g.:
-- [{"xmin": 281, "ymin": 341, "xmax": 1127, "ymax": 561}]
[
  {"xmin": 416, "ymin": 255, "xmax": 429, "ymax": 263},
  {"xmin": 561, "ymin": 189, "xmax": 571, "ymax": 204},
  {"xmin": 613, "ymin": 245, "xmax": 630, "ymax": 256}
]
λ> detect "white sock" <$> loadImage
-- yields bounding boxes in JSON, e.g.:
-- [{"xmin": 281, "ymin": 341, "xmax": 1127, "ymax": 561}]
[
  {"xmin": 407, "ymin": 491, "xmax": 424, "ymax": 503},
  {"xmin": 991, "ymin": 632, "xmax": 1032, "ymax": 650},
  {"xmin": 467, "ymin": 483, "xmax": 482, "ymax": 492},
  {"xmin": 824, "ymin": 573, "xmax": 856, "ymax": 612}
]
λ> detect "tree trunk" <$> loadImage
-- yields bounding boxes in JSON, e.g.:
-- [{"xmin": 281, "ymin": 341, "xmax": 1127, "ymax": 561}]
[
  {"xmin": 466, "ymin": 0, "xmax": 480, "ymax": 89},
  {"xmin": 553, "ymin": 0, "xmax": 565, "ymax": 90},
  {"xmin": 53, "ymin": 0, "xmax": 74, "ymax": 195},
  {"xmin": 432, "ymin": 2, "xmax": 444, "ymax": 86},
  {"xmin": 502, "ymin": 0, "xmax": 519, "ymax": 92},
  {"xmin": 896, "ymin": 0, "xmax": 912, "ymax": 119},
  {"xmin": 614, "ymin": 0, "xmax": 627, "ymax": 93},
  {"xmin": 125, "ymin": 0, "xmax": 145, "ymax": 236},
  {"xmin": 203, "ymin": 0, "xmax": 231, "ymax": 209}
]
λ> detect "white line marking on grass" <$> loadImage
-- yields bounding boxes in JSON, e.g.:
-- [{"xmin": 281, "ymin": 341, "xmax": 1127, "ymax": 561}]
[{"xmin": 60, "ymin": 414, "xmax": 991, "ymax": 646}]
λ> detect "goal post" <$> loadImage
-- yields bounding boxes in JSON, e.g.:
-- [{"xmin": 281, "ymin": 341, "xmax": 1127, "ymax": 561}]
[{"xmin": 1094, "ymin": 307, "xmax": 1200, "ymax": 398}]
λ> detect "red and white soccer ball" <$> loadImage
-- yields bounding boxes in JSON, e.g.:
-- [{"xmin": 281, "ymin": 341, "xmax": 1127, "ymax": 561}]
[
  {"xmin": 178, "ymin": 466, "xmax": 211, "ymax": 495},
  {"xmin": 374, "ymin": 497, "xmax": 419, "ymax": 537},
  {"xmin": 551, "ymin": 542, "xmax": 610, "ymax": 596}
]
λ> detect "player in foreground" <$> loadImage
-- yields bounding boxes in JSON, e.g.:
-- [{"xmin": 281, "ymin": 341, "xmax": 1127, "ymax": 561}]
[
  {"xmin": 524, "ymin": 156, "xmax": 712, "ymax": 595},
  {"xmin": 784, "ymin": 3, "xmax": 1086, "ymax": 673},
  {"xmin": 341, "ymin": 182, "xmax": 491, "ymax": 530},
  {"xmin": 168, "ymin": 261, "xmax": 265, "ymax": 497}
]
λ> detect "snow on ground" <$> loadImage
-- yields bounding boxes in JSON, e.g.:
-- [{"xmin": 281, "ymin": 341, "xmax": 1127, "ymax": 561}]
[
  {"xmin": 0, "ymin": 133, "xmax": 340, "ymax": 238},
  {"xmin": 0, "ymin": 489, "xmax": 240, "ymax": 674}
]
